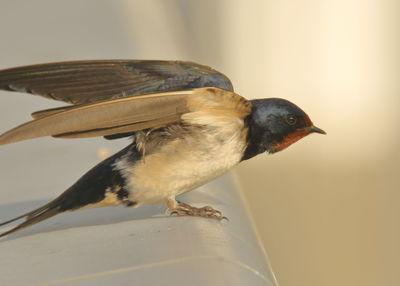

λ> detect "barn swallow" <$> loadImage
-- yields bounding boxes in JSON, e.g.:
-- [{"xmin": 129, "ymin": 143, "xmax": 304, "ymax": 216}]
[{"xmin": 0, "ymin": 60, "xmax": 326, "ymax": 237}]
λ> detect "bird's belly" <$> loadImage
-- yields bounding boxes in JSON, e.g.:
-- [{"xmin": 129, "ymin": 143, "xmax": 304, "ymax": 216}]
[
  {"xmin": 133, "ymin": 160, "xmax": 236, "ymax": 205},
  {"xmin": 122, "ymin": 138, "xmax": 245, "ymax": 206}
]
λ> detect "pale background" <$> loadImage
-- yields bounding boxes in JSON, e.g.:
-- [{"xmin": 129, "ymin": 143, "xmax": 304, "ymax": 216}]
[{"xmin": 0, "ymin": 1, "xmax": 399, "ymax": 286}]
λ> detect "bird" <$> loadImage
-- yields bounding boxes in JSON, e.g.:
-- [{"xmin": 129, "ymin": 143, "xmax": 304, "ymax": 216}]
[{"xmin": 0, "ymin": 60, "xmax": 326, "ymax": 238}]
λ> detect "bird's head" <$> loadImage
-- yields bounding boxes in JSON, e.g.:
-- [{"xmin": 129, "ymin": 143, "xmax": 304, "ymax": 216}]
[{"xmin": 242, "ymin": 98, "xmax": 326, "ymax": 160}]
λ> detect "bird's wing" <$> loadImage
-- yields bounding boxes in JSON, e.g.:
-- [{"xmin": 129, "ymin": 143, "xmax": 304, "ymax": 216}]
[
  {"xmin": 0, "ymin": 88, "xmax": 252, "ymax": 145},
  {"xmin": 0, "ymin": 60, "xmax": 233, "ymax": 105}
]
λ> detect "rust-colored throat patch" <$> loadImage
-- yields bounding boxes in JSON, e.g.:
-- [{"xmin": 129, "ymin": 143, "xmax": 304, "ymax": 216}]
[{"xmin": 273, "ymin": 129, "xmax": 311, "ymax": 152}]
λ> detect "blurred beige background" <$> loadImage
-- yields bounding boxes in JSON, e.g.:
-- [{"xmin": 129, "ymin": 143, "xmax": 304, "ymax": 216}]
[{"xmin": 0, "ymin": 1, "xmax": 399, "ymax": 285}]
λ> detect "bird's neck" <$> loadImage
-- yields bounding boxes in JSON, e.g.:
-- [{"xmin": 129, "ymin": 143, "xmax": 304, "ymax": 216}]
[{"xmin": 241, "ymin": 116, "xmax": 271, "ymax": 161}]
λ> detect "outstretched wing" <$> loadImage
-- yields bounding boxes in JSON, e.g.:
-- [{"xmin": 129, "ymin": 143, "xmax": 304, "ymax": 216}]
[
  {"xmin": 0, "ymin": 88, "xmax": 252, "ymax": 145},
  {"xmin": 0, "ymin": 60, "xmax": 233, "ymax": 104}
]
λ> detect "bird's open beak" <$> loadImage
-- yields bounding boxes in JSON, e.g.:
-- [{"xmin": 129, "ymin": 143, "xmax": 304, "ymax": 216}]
[{"xmin": 306, "ymin": 125, "xmax": 327, "ymax": 135}]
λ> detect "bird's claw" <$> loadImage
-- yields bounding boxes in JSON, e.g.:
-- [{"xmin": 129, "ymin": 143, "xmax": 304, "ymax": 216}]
[{"xmin": 169, "ymin": 201, "xmax": 227, "ymax": 221}]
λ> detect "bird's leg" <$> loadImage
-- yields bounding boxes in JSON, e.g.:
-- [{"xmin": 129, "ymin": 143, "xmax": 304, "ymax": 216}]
[{"xmin": 167, "ymin": 198, "xmax": 227, "ymax": 220}]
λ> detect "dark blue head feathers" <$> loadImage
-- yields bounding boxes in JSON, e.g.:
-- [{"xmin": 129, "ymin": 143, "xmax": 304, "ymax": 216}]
[{"xmin": 242, "ymin": 98, "xmax": 324, "ymax": 160}]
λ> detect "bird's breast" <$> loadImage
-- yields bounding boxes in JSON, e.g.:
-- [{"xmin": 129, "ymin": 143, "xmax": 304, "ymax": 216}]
[{"xmin": 115, "ymin": 120, "xmax": 248, "ymax": 206}]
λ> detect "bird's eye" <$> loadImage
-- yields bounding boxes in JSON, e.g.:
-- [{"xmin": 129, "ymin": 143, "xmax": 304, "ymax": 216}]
[{"xmin": 285, "ymin": 114, "xmax": 297, "ymax": 125}]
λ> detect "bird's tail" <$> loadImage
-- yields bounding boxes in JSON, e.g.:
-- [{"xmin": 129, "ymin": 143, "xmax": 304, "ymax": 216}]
[
  {"xmin": 0, "ymin": 200, "xmax": 63, "ymax": 238},
  {"xmin": 0, "ymin": 144, "xmax": 134, "ymax": 238}
]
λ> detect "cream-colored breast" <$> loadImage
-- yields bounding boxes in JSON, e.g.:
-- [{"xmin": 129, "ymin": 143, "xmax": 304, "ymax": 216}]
[{"xmin": 117, "ymin": 118, "xmax": 248, "ymax": 206}]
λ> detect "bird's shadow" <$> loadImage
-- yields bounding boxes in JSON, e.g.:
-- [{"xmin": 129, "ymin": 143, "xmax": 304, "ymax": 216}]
[{"xmin": 0, "ymin": 190, "xmax": 225, "ymax": 241}]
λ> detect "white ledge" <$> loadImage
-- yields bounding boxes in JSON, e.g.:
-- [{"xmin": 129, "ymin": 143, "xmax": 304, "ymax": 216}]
[{"xmin": 0, "ymin": 174, "xmax": 277, "ymax": 286}]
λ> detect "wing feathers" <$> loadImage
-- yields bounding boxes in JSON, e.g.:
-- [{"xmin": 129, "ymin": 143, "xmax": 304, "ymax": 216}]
[
  {"xmin": 31, "ymin": 106, "xmax": 75, "ymax": 119},
  {"xmin": 54, "ymin": 115, "xmax": 180, "ymax": 139},
  {"xmin": 0, "ymin": 88, "xmax": 251, "ymax": 145},
  {"xmin": 0, "ymin": 60, "xmax": 233, "ymax": 104},
  {"xmin": 0, "ymin": 91, "xmax": 190, "ymax": 145}
]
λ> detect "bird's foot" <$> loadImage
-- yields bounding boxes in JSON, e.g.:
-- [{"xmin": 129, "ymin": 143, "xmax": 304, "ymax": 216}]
[{"xmin": 167, "ymin": 200, "xmax": 227, "ymax": 221}]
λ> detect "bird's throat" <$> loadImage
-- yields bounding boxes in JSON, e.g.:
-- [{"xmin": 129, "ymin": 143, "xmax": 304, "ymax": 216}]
[{"xmin": 272, "ymin": 129, "xmax": 311, "ymax": 152}]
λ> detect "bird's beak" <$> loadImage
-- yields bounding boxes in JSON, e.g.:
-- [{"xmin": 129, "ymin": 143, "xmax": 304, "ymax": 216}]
[{"xmin": 306, "ymin": 125, "xmax": 326, "ymax": 135}]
